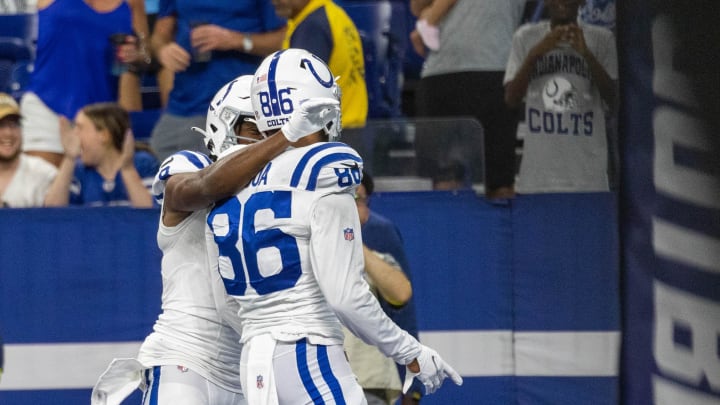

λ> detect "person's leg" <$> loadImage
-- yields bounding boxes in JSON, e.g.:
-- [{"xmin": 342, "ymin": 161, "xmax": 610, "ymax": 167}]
[
  {"xmin": 416, "ymin": 72, "xmax": 517, "ymax": 197},
  {"xmin": 271, "ymin": 340, "xmax": 367, "ymax": 405},
  {"xmin": 474, "ymin": 71, "xmax": 517, "ymax": 198}
]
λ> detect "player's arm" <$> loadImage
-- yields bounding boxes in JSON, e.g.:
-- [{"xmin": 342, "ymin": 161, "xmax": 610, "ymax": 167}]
[
  {"xmin": 165, "ymin": 97, "xmax": 340, "ymax": 213},
  {"xmin": 164, "ymin": 133, "xmax": 290, "ymax": 213},
  {"xmin": 309, "ymin": 191, "xmax": 421, "ymax": 363},
  {"xmin": 310, "ymin": 191, "xmax": 462, "ymax": 393}
]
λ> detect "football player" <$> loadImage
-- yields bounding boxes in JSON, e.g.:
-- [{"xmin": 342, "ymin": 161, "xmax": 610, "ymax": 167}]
[
  {"xmin": 206, "ymin": 48, "xmax": 463, "ymax": 404},
  {"xmin": 91, "ymin": 74, "xmax": 340, "ymax": 405}
]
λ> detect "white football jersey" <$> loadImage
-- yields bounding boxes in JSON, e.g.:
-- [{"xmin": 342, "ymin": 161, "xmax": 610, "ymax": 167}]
[
  {"xmin": 207, "ymin": 142, "xmax": 421, "ymax": 365},
  {"xmin": 139, "ymin": 151, "xmax": 243, "ymax": 393}
]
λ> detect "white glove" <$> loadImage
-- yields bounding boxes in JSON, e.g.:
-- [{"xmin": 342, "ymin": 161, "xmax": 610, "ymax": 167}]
[
  {"xmin": 403, "ymin": 345, "xmax": 463, "ymax": 395},
  {"xmin": 416, "ymin": 19, "xmax": 440, "ymax": 51},
  {"xmin": 281, "ymin": 97, "xmax": 341, "ymax": 142}
]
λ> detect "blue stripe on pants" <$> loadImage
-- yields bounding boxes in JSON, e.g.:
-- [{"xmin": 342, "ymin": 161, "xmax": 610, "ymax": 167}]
[
  {"xmin": 143, "ymin": 366, "xmax": 161, "ymax": 405},
  {"xmin": 296, "ymin": 339, "xmax": 324, "ymax": 404},
  {"xmin": 317, "ymin": 345, "xmax": 346, "ymax": 405}
]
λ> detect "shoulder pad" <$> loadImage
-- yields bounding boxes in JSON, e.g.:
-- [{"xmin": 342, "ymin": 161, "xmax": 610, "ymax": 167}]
[
  {"xmin": 152, "ymin": 150, "xmax": 212, "ymax": 204},
  {"xmin": 288, "ymin": 142, "xmax": 363, "ymax": 193}
]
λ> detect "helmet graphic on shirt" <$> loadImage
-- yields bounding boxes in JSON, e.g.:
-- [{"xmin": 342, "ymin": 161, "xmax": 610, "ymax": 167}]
[
  {"xmin": 197, "ymin": 75, "xmax": 262, "ymax": 160},
  {"xmin": 251, "ymin": 48, "xmax": 342, "ymax": 141},
  {"xmin": 542, "ymin": 76, "xmax": 578, "ymax": 112}
]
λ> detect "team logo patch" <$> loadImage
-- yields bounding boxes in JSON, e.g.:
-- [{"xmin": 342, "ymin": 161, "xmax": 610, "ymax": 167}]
[
  {"xmin": 257, "ymin": 73, "xmax": 267, "ymax": 83},
  {"xmin": 177, "ymin": 366, "xmax": 188, "ymax": 373},
  {"xmin": 344, "ymin": 228, "xmax": 355, "ymax": 241},
  {"xmin": 257, "ymin": 374, "xmax": 264, "ymax": 389}
]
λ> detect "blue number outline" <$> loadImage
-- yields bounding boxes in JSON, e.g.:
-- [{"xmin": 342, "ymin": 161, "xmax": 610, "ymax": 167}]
[{"xmin": 208, "ymin": 191, "xmax": 302, "ymax": 296}]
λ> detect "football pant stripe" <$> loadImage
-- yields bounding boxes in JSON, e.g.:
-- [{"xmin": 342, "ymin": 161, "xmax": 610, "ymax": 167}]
[
  {"xmin": 296, "ymin": 338, "xmax": 325, "ymax": 404},
  {"xmin": 317, "ymin": 344, "xmax": 346, "ymax": 405}
]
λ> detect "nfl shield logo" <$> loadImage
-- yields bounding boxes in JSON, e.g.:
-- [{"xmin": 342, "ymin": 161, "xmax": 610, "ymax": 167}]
[
  {"xmin": 257, "ymin": 374, "xmax": 264, "ymax": 389},
  {"xmin": 344, "ymin": 228, "xmax": 355, "ymax": 241}
]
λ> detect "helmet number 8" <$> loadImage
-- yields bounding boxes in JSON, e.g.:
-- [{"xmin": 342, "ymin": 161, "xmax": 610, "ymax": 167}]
[{"xmin": 258, "ymin": 88, "xmax": 294, "ymax": 117}]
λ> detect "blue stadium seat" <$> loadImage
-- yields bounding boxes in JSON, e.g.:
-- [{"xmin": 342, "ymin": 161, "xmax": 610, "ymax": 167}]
[
  {"xmin": 8, "ymin": 59, "xmax": 33, "ymax": 99},
  {"xmin": 0, "ymin": 13, "xmax": 37, "ymax": 96},
  {"xmin": 343, "ymin": 1, "xmax": 408, "ymax": 119},
  {"xmin": 0, "ymin": 13, "xmax": 36, "ymax": 59}
]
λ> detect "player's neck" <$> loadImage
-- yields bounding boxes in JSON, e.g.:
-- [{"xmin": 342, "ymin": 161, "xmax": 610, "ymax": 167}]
[{"xmin": 290, "ymin": 132, "xmax": 324, "ymax": 148}]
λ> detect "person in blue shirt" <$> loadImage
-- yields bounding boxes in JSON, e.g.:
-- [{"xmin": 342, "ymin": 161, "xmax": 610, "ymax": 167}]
[
  {"xmin": 355, "ymin": 170, "xmax": 425, "ymax": 404},
  {"xmin": 45, "ymin": 102, "xmax": 158, "ymax": 207},
  {"xmin": 148, "ymin": 0, "xmax": 286, "ymax": 161},
  {"xmin": 21, "ymin": 0, "xmax": 151, "ymax": 168}
]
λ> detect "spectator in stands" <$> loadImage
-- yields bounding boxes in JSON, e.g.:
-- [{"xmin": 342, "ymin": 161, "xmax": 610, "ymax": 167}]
[
  {"xmin": 504, "ymin": 0, "xmax": 617, "ymax": 193},
  {"xmin": 20, "ymin": 0, "xmax": 151, "ymax": 168},
  {"xmin": 44, "ymin": 102, "xmax": 158, "ymax": 207},
  {"xmin": 148, "ymin": 0, "xmax": 286, "ymax": 161},
  {"xmin": 0, "ymin": 93, "xmax": 57, "ymax": 207},
  {"xmin": 347, "ymin": 170, "xmax": 424, "ymax": 405},
  {"xmin": 410, "ymin": 0, "xmax": 525, "ymax": 200},
  {"xmin": 272, "ymin": 0, "xmax": 368, "ymax": 128}
]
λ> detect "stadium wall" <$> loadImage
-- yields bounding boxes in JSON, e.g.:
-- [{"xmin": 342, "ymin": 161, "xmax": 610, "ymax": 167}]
[
  {"xmin": 617, "ymin": 1, "xmax": 720, "ymax": 404},
  {"xmin": 0, "ymin": 192, "xmax": 619, "ymax": 404}
]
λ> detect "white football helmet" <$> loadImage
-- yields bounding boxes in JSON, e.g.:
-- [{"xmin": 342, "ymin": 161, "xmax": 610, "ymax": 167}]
[
  {"xmin": 251, "ymin": 48, "xmax": 342, "ymax": 141},
  {"xmin": 194, "ymin": 75, "xmax": 263, "ymax": 159}
]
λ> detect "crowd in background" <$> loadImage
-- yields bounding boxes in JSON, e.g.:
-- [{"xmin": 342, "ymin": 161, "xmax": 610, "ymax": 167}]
[{"xmin": 0, "ymin": 0, "xmax": 618, "ymax": 209}]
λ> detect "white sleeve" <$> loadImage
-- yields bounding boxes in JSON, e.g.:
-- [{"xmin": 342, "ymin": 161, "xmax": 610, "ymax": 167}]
[{"xmin": 308, "ymin": 192, "xmax": 422, "ymax": 365}]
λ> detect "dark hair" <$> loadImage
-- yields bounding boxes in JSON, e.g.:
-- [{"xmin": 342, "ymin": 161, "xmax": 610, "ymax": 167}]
[
  {"xmin": 81, "ymin": 102, "xmax": 130, "ymax": 152},
  {"xmin": 361, "ymin": 170, "xmax": 374, "ymax": 196}
]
